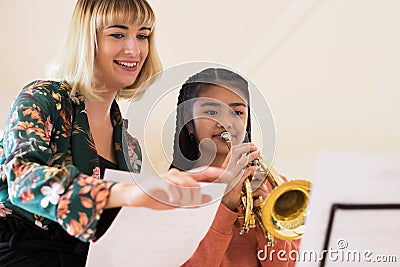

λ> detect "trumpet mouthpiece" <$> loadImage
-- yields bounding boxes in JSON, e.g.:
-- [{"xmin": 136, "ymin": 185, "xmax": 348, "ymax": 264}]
[
  {"xmin": 221, "ymin": 131, "xmax": 232, "ymax": 149},
  {"xmin": 220, "ymin": 131, "xmax": 232, "ymax": 142}
]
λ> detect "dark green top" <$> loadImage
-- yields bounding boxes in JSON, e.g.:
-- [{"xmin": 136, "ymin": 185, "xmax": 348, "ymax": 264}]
[{"xmin": 0, "ymin": 80, "xmax": 142, "ymax": 242}]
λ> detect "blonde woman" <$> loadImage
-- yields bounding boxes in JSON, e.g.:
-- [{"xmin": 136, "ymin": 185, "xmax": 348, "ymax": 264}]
[{"xmin": 0, "ymin": 1, "xmax": 222, "ymax": 266}]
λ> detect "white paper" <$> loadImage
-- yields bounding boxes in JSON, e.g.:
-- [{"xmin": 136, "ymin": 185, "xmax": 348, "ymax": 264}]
[
  {"xmin": 323, "ymin": 208, "xmax": 400, "ymax": 266},
  {"xmin": 86, "ymin": 169, "xmax": 226, "ymax": 267},
  {"xmin": 296, "ymin": 152, "xmax": 400, "ymax": 267}
]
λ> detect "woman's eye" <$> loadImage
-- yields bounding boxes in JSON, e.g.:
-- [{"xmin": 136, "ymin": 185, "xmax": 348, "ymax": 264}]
[
  {"xmin": 110, "ymin": 33, "xmax": 124, "ymax": 39},
  {"xmin": 233, "ymin": 110, "xmax": 244, "ymax": 116},
  {"xmin": 137, "ymin": 34, "xmax": 149, "ymax": 40},
  {"xmin": 205, "ymin": 110, "xmax": 217, "ymax": 116}
]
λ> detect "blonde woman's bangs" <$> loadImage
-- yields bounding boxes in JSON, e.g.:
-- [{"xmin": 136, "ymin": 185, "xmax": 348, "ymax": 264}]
[
  {"xmin": 48, "ymin": 0, "xmax": 162, "ymax": 101},
  {"xmin": 95, "ymin": 0, "xmax": 155, "ymax": 31}
]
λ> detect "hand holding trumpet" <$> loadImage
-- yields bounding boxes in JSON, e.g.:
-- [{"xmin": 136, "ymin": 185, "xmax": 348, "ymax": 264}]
[
  {"xmin": 219, "ymin": 142, "xmax": 260, "ymax": 211},
  {"xmin": 220, "ymin": 131, "xmax": 312, "ymax": 244}
]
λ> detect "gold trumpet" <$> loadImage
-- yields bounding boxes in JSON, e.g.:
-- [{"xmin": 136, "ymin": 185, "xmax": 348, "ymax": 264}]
[{"xmin": 221, "ymin": 131, "xmax": 311, "ymax": 245}]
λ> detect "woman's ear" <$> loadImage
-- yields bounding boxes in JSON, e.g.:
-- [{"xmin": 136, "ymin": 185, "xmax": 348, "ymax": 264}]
[
  {"xmin": 183, "ymin": 112, "xmax": 195, "ymax": 135},
  {"xmin": 186, "ymin": 122, "xmax": 194, "ymax": 136}
]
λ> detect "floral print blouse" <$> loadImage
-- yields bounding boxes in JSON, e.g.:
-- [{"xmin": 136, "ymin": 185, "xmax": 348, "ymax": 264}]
[{"xmin": 0, "ymin": 80, "xmax": 142, "ymax": 242}]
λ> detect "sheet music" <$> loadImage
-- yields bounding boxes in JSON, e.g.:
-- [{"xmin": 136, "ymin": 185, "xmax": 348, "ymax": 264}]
[
  {"xmin": 86, "ymin": 169, "xmax": 226, "ymax": 267},
  {"xmin": 296, "ymin": 152, "xmax": 400, "ymax": 267},
  {"xmin": 323, "ymin": 208, "xmax": 400, "ymax": 266}
]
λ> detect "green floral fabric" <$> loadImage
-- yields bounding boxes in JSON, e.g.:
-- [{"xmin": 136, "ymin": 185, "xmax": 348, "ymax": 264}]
[{"xmin": 0, "ymin": 80, "xmax": 142, "ymax": 242}]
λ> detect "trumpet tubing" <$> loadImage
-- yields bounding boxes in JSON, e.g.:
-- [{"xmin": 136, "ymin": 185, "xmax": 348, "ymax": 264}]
[{"xmin": 221, "ymin": 131, "xmax": 311, "ymax": 242}]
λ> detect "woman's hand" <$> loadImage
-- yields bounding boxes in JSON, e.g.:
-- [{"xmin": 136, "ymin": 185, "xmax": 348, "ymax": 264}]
[
  {"xmin": 252, "ymin": 182, "xmax": 269, "ymax": 208},
  {"xmin": 219, "ymin": 143, "xmax": 261, "ymax": 211},
  {"xmin": 105, "ymin": 167, "xmax": 225, "ymax": 210}
]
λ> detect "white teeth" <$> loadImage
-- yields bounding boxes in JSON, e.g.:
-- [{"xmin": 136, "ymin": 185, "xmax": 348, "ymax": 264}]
[{"xmin": 117, "ymin": 61, "xmax": 137, "ymax": 68}]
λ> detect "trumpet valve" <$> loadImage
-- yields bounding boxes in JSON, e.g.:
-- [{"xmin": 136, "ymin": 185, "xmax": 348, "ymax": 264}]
[{"xmin": 249, "ymin": 213, "xmax": 256, "ymax": 228}]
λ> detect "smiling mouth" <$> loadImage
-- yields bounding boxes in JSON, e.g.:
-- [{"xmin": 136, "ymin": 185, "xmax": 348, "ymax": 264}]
[{"xmin": 114, "ymin": 60, "xmax": 138, "ymax": 68}]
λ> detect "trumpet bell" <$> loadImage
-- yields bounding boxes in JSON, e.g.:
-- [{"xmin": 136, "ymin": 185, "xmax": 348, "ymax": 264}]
[{"xmin": 261, "ymin": 179, "xmax": 311, "ymax": 240}]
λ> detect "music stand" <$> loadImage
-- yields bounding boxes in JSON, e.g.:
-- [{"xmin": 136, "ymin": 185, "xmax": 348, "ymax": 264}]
[{"xmin": 296, "ymin": 152, "xmax": 400, "ymax": 267}]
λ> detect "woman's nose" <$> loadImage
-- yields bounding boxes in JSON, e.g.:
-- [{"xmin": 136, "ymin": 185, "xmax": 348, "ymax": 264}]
[
  {"xmin": 124, "ymin": 38, "xmax": 140, "ymax": 55},
  {"xmin": 216, "ymin": 117, "xmax": 233, "ymax": 129}
]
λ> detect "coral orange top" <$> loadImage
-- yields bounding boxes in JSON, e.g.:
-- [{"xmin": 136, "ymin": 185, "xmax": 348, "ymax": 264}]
[{"xmin": 182, "ymin": 204, "xmax": 300, "ymax": 267}]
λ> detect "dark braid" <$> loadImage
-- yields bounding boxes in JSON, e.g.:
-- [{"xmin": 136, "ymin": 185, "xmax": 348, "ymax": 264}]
[{"xmin": 170, "ymin": 68, "xmax": 252, "ymax": 170}]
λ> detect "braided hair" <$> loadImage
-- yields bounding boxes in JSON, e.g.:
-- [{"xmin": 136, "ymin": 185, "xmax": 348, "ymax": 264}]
[{"xmin": 170, "ymin": 68, "xmax": 252, "ymax": 170}]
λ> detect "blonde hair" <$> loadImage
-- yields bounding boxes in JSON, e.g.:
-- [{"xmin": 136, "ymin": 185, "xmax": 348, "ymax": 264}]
[{"xmin": 47, "ymin": 0, "xmax": 162, "ymax": 101}]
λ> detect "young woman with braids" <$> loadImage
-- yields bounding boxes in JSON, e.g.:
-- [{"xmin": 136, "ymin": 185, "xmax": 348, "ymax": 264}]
[{"xmin": 170, "ymin": 68, "xmax": 299, "ymax": 267}]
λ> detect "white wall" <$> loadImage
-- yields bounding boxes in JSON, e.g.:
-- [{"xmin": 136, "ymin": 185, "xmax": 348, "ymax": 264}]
[{"xmin": 1, "ymin": 0, "xmax": 399, "ymax": 180}]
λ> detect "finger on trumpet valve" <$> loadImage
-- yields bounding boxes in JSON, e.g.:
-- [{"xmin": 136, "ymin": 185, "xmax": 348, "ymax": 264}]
[{"xmin": 247, "ymin": 159, "xmax": 258, "ymax": 167}]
